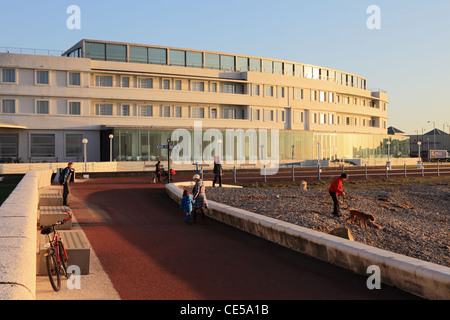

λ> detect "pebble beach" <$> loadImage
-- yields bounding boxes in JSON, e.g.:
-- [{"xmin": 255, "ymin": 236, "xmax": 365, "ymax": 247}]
[{"xmin": 204, "ymin": 178, "xmax": 450, "ymax": 267}]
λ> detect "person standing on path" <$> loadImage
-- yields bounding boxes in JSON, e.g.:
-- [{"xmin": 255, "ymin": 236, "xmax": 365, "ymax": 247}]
[
  {"xmin": 213, "ymin": 160, "xmax": 223, "ymax": 187},
  {"xmin": 328, "ymin": 173, "xmax": 347, "ymax": 217},
  {"xmin": 60, "ymin": 162, "xmax": 75, "ymax": 207},
  {"xmin": 192, "ymin": 174, "xmax": 208, "ymax": 223},
  {"xmin": 155, "ymin": 161, "xmax": 161, "ymax": 183},
  {"xmin": 180, "ymin": 189, "xmax": 195, "ymax": 224}
]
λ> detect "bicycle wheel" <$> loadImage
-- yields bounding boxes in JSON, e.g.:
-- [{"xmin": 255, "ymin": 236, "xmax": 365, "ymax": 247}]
[
  {"xmin": 58, "ymin": 242, "xmax": 68, "ymax": 278},
  {"xmin": 45, "ymin": 248, "xmax": 61, "ymax": 291}
]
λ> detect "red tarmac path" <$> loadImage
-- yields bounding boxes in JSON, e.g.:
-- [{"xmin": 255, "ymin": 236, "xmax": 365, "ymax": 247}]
[{"xmin": 68, "ymin": 177, "xmax": 419, "ymax": 300}]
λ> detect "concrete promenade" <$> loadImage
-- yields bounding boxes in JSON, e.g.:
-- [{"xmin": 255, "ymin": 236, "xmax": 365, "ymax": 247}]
[{"xmin": 47, "ymin": 176, "xmax": 419, "ymax": 300}]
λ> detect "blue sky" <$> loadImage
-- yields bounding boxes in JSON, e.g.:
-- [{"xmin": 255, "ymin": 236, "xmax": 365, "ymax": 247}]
[{"xmin": 1, "ymin": 0, "xmax": 449, "ymax": 134}]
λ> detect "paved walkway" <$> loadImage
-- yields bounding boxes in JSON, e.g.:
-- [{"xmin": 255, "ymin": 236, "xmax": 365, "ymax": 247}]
[{"xmin": 40, "ymin": 177, "xmax": 419, "ymax": 300}]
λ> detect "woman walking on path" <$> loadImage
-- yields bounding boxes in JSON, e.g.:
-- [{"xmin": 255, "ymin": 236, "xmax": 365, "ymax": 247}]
[
  {"xmin": 328, "ymin": 173, "xmax": 347, "ymax": 217},
  {"xmin": 192, "ymin": 174, "xmax": 208, "ymax": 223}
]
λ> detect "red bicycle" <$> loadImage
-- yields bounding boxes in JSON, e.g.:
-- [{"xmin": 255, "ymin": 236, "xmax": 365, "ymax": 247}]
[{"xmin": 38, "ymin": 210, "xmax": 72, "ymax": 291}]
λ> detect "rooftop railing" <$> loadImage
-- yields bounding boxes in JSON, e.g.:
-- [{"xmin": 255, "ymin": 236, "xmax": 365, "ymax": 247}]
[{"xmin": 0, "ymin": 46, "xmax": 64, "ymax": 56}]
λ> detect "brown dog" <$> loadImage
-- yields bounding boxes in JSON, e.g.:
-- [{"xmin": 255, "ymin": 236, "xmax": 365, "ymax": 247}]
[{"xmin": 345, "ymin": 208, "xmax": 375, "ymax": 231}]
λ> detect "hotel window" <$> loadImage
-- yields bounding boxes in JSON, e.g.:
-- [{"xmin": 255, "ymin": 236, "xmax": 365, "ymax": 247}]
[
  {"xmin": 249, "ymin": 58, "xmax": 261, "ymax": 72},
  {"xmin": 345, "ymin": 117, "xmax": 351, "ymax": 125},
  {"xmin": 312, "ymin": 68, "xmax": 319, "ymax": 80},
  {"xmin": 253, "ymin": 109, "xmax": 260, "ymax": 121},
  {"xmin": 169, "ymin": 50, "xmax": 186, "ymax": 67},
  {"xmin": 263, "ymin": 60, "xmax": 273, "ymax": 74},
  {"xmin": 2, "ymin": 100, "xmax": 16, "ymax": 114},
  {"xmin": 320, "ymin": 113, "xmax": 326, "ymax": 124},
  {"xmin": 139, "ymin": 78, "xmax": 153, "ymax": 89},
  {"xmin": 95, "ymin": 75, "xmax": 113, "ymax": 87},
  {"xmin": 278, "ymin": 87, "xmax": 285, "ymax": 98},
  {"xmin": 265, "ymin": 86, "xmax": 274, "ymax": 97},
  {"xmin": 284, "ymin": 64, "xmax": 293, "ymax": 76},
  {"xmin": 163, "ymin": 79, "xmax": 170, "ymax": 90},
  {"xmin": 304, "ymin": 66, "xmax": 312, "ymax": 79},
  {"xmin": 273, "ymin": 62, "xmax": 283, "ymax": 75},
  {"xmin": 30, "ymin": 134, "xmax": 55, "ymax": 157},
  {"xmin": 36, "ymin": 70, "xmax": 49, "ymax": 85},
  {"xmin": 121, "ymin": 105, "xmax": 130, "ymax": 116},
  {"xmin": 191, "ymin": 82, "xmax": 204, "ymax": 92},
  {"xmin": 163, "ymin": 106, "xmax": 171, "ymax": 117},
  {"xmin": 237, "ymin": 57, "xmax": 249, "ymax": 72},
  {"xmin": 85, "ymin": 42, "xmax": 106, "ymax": 60},
  {"xmin": 36, "ymin": 100, "xmax": 49, "ymax": 114},
  {"xmin": 265, "ymin": 110, "xmax": 274, "ymax": 121},
  {"xmin": 320, "ymin": 91, "xmax": 326, "ymax": 102},
  {"xmin": 253, "ymin": 85, "xmax": 260, "ymax": 96},
  {"xmin": 294, "ymin": 65, "xmax": 303, "ymax": 77},
  {"xmin": 175, "ymin": 80, "xmax": 182, "ymax": 90},
  {"xmin": 175, "ymin": 106, "xmax": 182, "ymax": 118},
  {"xmin": 205, "ymin": 54, "xmax": 220, "ymax": 70},
  {"xmin": 139, "ymin": 105, "xmax": 153, "ymax": 117},
  {"xmin": 294, "ymin": 111, "xmax": 303, "ymax": 123},
  {"xmin": 0, "ymin": 134, "xmax": 18, "ymax": 158},
  {"xmin": 121, "ymin": 77, "xmax": 130, "ymax": 88},
  {"xmin": 311, "ymin": 90, "xmax": 317, "ymax": 101},
  {"xmin": 68, "ymin": 102, "xmax": 81, "ymax": 115},
  {"xmin": 129, "ymin": 46, "xmax": 148, "ymax": 64},
  {"xmin": 312, "ymin": 113, "xmax": 317, "ymax": 124},
  {"xmin": 148, "ymin": 48, "xmax": 167, "ymax": 65},
  {"xmin": 106, "ymin": 44, "xmax": 127, "ymax": 62},
  {"xmin": 95, "ymin": 104, "xmax": 113, "ymax": 116},
  {"xmin": 223, "ymin": 84, "xmax": 236, "ymax": 94},
  {"xmin": 69, "ymin": 72, "xmax": 81, "ymax": 86},
  {"xmin": 329, "ymin": 114, "xmax": 335, "ymax": 125},
  {"xmin": 294, "ymin": 88, "xmax": 303, "ymax": 100},
  {"xmin": 2, "ymin": 69, "xmax": 16, "ymax": 83},
  {"xmin": 343, "ymin": 97, "xmax": 349, "ymax": 104},
  {"xmin": 328, "ymin": 71, "xmax": 335, "ymax": 81},
  {"xmin": 224, "ymin": 109, "xmax": 244, "ymax": 120},
  {"xmin": 329, "ymin": 92, "xmax": 334, "ymax": 103},
  {"xmin": 65, "ymin": 134, "xmax": 83, "ymax": 157},
  {"xmin": 211, "ymin": 108, "xmax": 218, "ymax": 119},
  {"xmin": 211, "ymin": 83, "xmax": 217, "ymax": 93},
  {"xmin": 361, "ymin": 100, "xmax": 366, "ymax": 107},
  {"xmin": 220, "ymin": 55, "xmax": 235, "ymax": 71},
  {"xmin": 280, "ymin": 111, "xmax": 285, "ymax": 122},
  {"xmin": 191, "ymin": 107, "xmax": 205, "ymax": 118},
  {"xmin": 186, "ymin": 52, "xmax": 203, "ymax": 68}
]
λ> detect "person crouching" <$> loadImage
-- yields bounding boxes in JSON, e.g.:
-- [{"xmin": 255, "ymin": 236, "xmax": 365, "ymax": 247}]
[{"xmin": 180, "ymin": 189, "xmax": 195, "ymax": 224}]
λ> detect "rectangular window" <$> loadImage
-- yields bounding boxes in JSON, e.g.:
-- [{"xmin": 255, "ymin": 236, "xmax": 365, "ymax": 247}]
[
  {"xmin": 191, "ymin": 107, "xmax": 205, "ymax": 118},
  {"xmin": 294, "ymin": 88, "xmax": 303, "ymax": 99},
  {"xmin": 106, "ymin": 44, "xmax": 127, "ymax": 62},
  {"xmin": 320, "ymin": 91, "xmax": 326, "ymax": 102},
  {"xmin": 36, "ymin": 71, "xmax": 49, "ymax": 85},
  {"xmin": 130, "ymin": 46, "xmax": 148, "ymax": 64},
  {"xmin": 175, "ymin": 80, "xmax": 182, "ymax": 90},
  {"xmin": 95, "ymin": 104, "xmax": 113, "ymax": 116},
  {"xmin": 236, "ymin": 57, "xmax": 249, "ymax": 72},
  {"xmin": 205, "ymin": 54, "xmax": 220, "ymax": 70},
  {"xmin": 211, "ymin": 108, "xmax": 218, "ymax": 119},
  {"xmin": 220, "ymin": 55, "xmax": 235, "ymax": 71},
  {"xmin": 175, "ymin": 106, "xmax": 182, "ymax": 118},
  {"xmin": 163, "ymin": 106, "xmax": 171, "ymax": 117},
  {"xmin": 36, "ymin": 101, "xmax": 49, "ymax": 114},
  {"xmin": 253, "ymin": 85, "xmax": 260, "ymax": 96},
  {"xmin": 249, "ymin": 58, "xmax": 261, "ymax": 72},
  {"xmin": 85, "ymin": 42, "xmax": 106, "ymax": 60},
  {"xmin": 95, "ymin": 75, "xmax": 113, "ymax": 87},
  {"xmin": 294, "ymin": 111, "xmax": 303, "ymax": 123},
  {"xmin": 294, "ymin": 65, "xmax": 303, "ymax": 77},
  {"xmin": 30, "ymin": 134, "xmax": 55, "ymax": 157},
  {"xmin": 139, "ymin": 78, "xmax": 153, "ymax": 89},
  {"xmin": 211, "ymin": 83, "xmax": 217, "ymax": 93},
  {"xmin": 191, "ymin": 82, "xmax": 204, "ymax": 92},
  {"xmin": 320, "ymin": 113, "xmax": 326, "ymax": 124},
  {"xmin": 312, "ymin": 68, "xmax": 320, "ymax": 80},
  {"xmin": 312, "ymin": 113, "xmax": 317, "ymax": 124},
  {"xmin": 121, "ymin": 105, "xmax": 130, "ymax": 116},
  {"xmin": 285, "ymin": 64, "xmax": 293, "ymax": 76},
  {"xmin": 65, "ymin": 134, "xmax": 83, "ymax": 157},
  {"xmin": 2, "ymin": 69, "xmax": 16, "ymax": 83},
  {"xmin": 69, "ymin": 72, "xmax": 81, "ymax": 86},
  {"xmin": 329, "ymin": 114, "xmax": 334, "ymax": 125},
  {"xmin": 304, "ymin": 66, "xmax": 312, "ymax": 79},
  {"xmin": 139, "ymin": 105, "xmax": 153, "ymax": 117},
  {"xmin": 121, "ymin": 77, "xmax": 130, "ymax": 88},
  {"xmin": 278, "ymin": 87, "xmax": 285, "ymax": 98},
  {"xmin": 273, "ymin": 62, "xmax": 283, "ymax": 75},
  {"xmin": 263, "ymin": 60, "xmax": 273, "ymax": 73},
  {"xmin": 163, "ymin": 79, "xmax": 170, "ymax": 90},
  {"xmin": 265, "ymin": 86, "xmax": 274, "ymax": 97},
  {"xmin": 223, "ymin": 84, "xmax": 236, "ymax": 94},
  {"xmin": 253, "ymin": 109, "xmax": 260, "ymax": 121},
  {"xmin": 0, "ymin": 133, "xmax": 18, "ymax": 158},
  {"xmin": 311, "ymin": 90, "xmax": 317, "ymax": 101},
  {"xmin": 169, "ymin": 50, "xmax": 186, "ymax": 67},
  {"xmin": 186, "ymin": 52, "xmax": 203, "ymax": 68},
  {"xmin": 68, "ymin": 102, "xmax": 81, "ymax": 115},
  {"xmin": 2, "ymin": 100, "xmax": 16, "ymax": 114},
  {"xmin": 148, "ymin": 48, "xmax": 167, "ymax": 65},
  {"xmin": 329, "ymin": 92, "xmax": 334, "ymax": 103}
]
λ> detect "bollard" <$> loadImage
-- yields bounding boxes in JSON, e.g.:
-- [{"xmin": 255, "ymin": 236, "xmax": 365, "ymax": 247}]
[
  {"xmin": 404, "ymin": 163, "xmax": 407, "ymax": 178},
  {"xmin": 263, "ymin": 165, "xmax": 267, "ymax": 182},
  {"xmin": 385, "ymin": 164, "xmax": 388, "ymax": 179},
  {"xmin": 437, "ymin": 161, "xmax": 440, "ymax": 176},
  {"xmin": 292, "ymin": 164, "xmax": 295, "ymax": 182},
  {"xmin": 318, "ymin": 164, "xmax": 321, "ymax": 181},
  {"xmin": 200, "ymin": 167, "xmax": 203, "ymax": 180},
  {"xmin": 365, "ymin": 164, "xmax": 368, "ymax": 180},
  {"xmin": 233, "ymin": 166, "xmax": 236, "ymax": 183},
  {"xmin": 422, "ymin": 164, "xmax": 424, "ymax": 177},
  {"xmin": 342, "ymin": 164, "xmax": 345, "ymax": 174}
]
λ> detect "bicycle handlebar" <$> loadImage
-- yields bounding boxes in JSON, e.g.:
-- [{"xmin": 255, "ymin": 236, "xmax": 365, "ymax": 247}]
[{"xmin": 37, "ymin": 210, "xmax": 72, "ymax": 230}]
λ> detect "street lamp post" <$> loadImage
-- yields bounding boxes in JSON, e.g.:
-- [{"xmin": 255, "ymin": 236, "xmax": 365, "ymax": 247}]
[
  {"xmin": 417, "ymin": 141, "xmax": 422, "ymax": 169},
  {"xmin": 109, "ymin": 134, "xmax": 114, "ymax": 162},
  {"xmin": 82, "ymin": 138, "xmax": 88, "ymax": 172},
  {"xmin": 386, "ymin": 141, "xmax": 391, "ymax": 170}
]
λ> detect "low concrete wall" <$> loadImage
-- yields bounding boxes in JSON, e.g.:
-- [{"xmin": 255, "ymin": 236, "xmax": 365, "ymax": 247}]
[
  {"xmin": 166, "ymin": 182, "xmax": 450, "ymax": 300},
  {"xmin": 0, "ymin": 170, "xmax": 52, "ymax": 300}
]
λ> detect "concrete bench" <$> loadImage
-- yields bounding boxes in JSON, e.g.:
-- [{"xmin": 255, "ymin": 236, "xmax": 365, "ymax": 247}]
[
  {"xmin": 38, "ymin": 207, "xmax": 73, "ymax": 230},
  {"xmin": 37, "ymin": 230, "xmax": 90, "ymax": 276},
  {"xmin": 39, "ymin": 187, "xmax": 63, "ymax": 207}
]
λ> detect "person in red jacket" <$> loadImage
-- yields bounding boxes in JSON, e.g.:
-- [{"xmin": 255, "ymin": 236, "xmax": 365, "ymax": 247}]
[{"xmin": 328, "ymin": 173, "xmax": 347, "ymax": 217}]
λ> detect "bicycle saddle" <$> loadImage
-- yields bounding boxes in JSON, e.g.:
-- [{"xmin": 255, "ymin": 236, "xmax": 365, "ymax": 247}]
[{"xmin": 40, "ymin": 226, "xmax": 52, "ymax": 235}]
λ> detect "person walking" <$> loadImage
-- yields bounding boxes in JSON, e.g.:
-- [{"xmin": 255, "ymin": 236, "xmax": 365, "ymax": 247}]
[
  {"xmin": 154, "ymin": 161, "xmax": 161, "ymax": 183},
  {"xmin": 212, "ymin": 160, "xmax": 223, "ymax": 187},
  {"xmin": 60, "ymin": 162, "xmax": 75, "ymax": 207},
  {"xmin": 180, "ymin": 189, "xmax": 195, "ymax": 224},
  {"xmin": 192, "ymin": 174, "xmax": 208, "ymax": 223},
  {"xmin": 328, "ymin": 173, "xmax": 347, "ymax": 217}
]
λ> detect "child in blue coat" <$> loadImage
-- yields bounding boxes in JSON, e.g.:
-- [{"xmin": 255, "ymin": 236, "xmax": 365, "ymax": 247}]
[{"xmin": 180, "ymin": 189, "xmax": 195, "ymax": 224}]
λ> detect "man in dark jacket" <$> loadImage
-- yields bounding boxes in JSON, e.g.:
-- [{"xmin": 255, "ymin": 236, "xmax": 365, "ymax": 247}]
[
  {"xmin": 328, "ymin": 173, "xmax": 347, "ymax": 217},
  {"xmin": 61, "ymin": 162, "xmax": 75, "ymax": 207},
  {"xmin": 213, "ymin": 160, "xmax": 223, "ymax": 187}
]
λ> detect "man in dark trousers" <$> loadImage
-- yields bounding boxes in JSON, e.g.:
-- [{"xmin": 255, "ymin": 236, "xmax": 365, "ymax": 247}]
[
  {"xmin": 213, "ymin": 160, "xmax": 223, "ymax": 187},
  {"xmin": 328, "ymin": 173, "xmax": 347, "ymax": 217},
  {"xmin": 60, "ymin": 162, "xmax": 75, "ymax": 207}
]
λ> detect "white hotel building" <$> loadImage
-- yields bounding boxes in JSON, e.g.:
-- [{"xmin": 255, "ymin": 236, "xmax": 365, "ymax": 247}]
[{"xmin": 0, "ymin": 39, "xmax": 409, "ymax": 164}]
